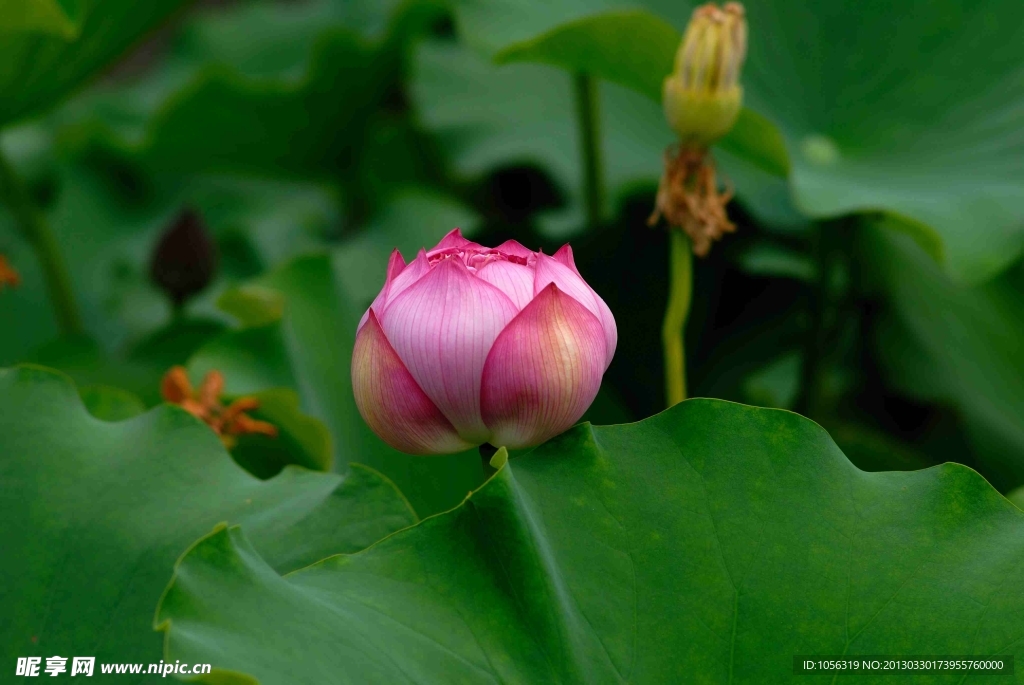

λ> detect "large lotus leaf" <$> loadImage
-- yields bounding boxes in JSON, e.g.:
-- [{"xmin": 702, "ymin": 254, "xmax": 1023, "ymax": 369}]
[
  {"xmin": 55, "ymin": 0, "xmax": 418, "ymax": 122},
  {"xmin": 452, "ymin": 0, "xmax": 1024, "ymax": 282},
  {"xmin": 0, "ymin": 365, "xmax": 416, "ymax": 682},
  {"xmin": 864, "ymin": 221, "xmax": 1024, "ymax": 490},
  {"xmin": 188, "ymin": 194, "xmax": 486, "ymax": 515},
  {"xmin": 493, "ymin": 9, "xmax": 677, "ymax": 105},
  {"xmin": 59, "ymin": 0, "xmax": 444, "ymax": 182},
  {"xmin": 171, "ymin": 0, "xmax": 412, "ymax": 78},
  {"xmin": 131, "ymin": 32, "xmax": 385, "ymax": 178},
  {"xmin": 491, "ymin": 10, "xmax": 789, "ymax": 180},
  {"xmin": 157, "ymin": 399, "xmax": 1024, "ymax": 683},
  {"xmin": 0, "ymin": 0, "xmax": 191, "ymax": 127},
  {"xmin": 78, "ymin": 383, "xmax": 147, "ymax": 421},
  {"xmin": 411, "ymin": 39, "xmax": 797, "ymax": 236}
]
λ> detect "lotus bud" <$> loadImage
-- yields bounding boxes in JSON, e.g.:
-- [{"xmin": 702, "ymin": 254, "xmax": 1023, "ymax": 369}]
[
  {"xmin": 150, "ymin": 207, "xmax": 218, "ymax": 310},
  {"xmin": 663, "ymin": 2, "xmax": 747, "ymax": 146},
  {"xmin": 351, "ymin": 229, "xmax": 617, "ymax": 454}
]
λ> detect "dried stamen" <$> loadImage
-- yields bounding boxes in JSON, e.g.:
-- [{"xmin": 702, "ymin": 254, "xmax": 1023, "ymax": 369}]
[{"xmin": 648, "ymin": 145, "xmax": 736, "ymax": 257}]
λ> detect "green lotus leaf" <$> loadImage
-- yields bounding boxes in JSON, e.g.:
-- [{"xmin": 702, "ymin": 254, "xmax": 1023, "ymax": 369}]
[
  {"xmin": 411, "ymin": 37, "xmax": 798, "ymax": 238},
  {"xmin": 0, "ymin": 365, "xmax": 416, "ymax": 682},
  {"xmin": 157, "ymin": 399, "xmax": 1024, "ymax": 683},
  {"xmin": 494, "ymin": 10, "xmax": 678, "ymax": 104},
  {"xmin": 58, "ymin": 0, "xmax": 445, "ymax": 184},
  {"xmin": 864, "ymin": 221, "xmax": 1024, "ymax": 490},
  {"xmin": 454, "ymin": 0, "xmax": 1024, "ymax": 281},
  {"xmin": 78, "ymin": 383, "xmax": 147, "ymax": 421},
  {"xmin": 492, "ymin": 10, "xmax": 789, "ymax": 180},
  {"xmin": 1009, "ymin": 487, "xmax": 1024, "ymax": 511},
  {"xmin": 0, "ymin": 0, "xmax": 191, "ymax": 127}
]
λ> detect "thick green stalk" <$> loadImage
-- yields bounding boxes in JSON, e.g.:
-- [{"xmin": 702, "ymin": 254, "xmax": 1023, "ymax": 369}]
[
  {"xmin": 573, "ymin": 73, "xmax": 604, "ymax": 228},
  {"xmin": 662, "ymin": 230, "xmax": 693, "ymax": 406},
  {"xmin": 0, "ymin": 146, "xmax": 82, "ymax": 334}
]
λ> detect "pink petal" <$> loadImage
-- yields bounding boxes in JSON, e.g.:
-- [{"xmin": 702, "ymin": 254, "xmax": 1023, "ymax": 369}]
[
  {"xmin": 428, "ymin": 227, "xmax": 480, "ymax": 254},
  {"xmin": 552, "ymin": 243, "xmax": 578, "ymax": 271},
  {"xmin": 474, "ymin": 260, "xmax": 535, "ymax": 311},
  {"xmin": 352, "ymin": 311, "xmax": 473, "ymax": 455},
  {"xmin": 359, "ymin": 249, "xmax": 406, "ymax": 332},
  {"xmin": 481, "ymin": 283, "xmax": 607, "ymax": 449},
  {"xmin": 493, "ymin": 239, "xmax": 535, "ymax": 260},
  {"xmin": 381, "ymin": 257, "xmax": 518, "ymax": 443},
  {"xmin": 535, "ymin": 250, "xmax": 617, "ymax": 368},
  {"xmin": 385, "ymin": 249, "xmax": 430, "ymax": 307}
]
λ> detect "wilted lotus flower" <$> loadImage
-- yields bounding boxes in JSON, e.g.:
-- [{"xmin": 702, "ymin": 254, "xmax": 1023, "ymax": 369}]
[{"xmin": 352, "ymin": 229, "xmax": 616, "ymax": 454}]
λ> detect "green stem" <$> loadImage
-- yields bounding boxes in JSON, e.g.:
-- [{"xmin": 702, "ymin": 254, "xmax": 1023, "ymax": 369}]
[
  {"xmin": 573, "ymin": 72, "xmax": 605, "ymax": 228},
  {"xmin": 0, "ymin": 146, "xmax": 82, "ymax": 335},
  {"xmin": 662, "ymin": 230, "xmax": 693, "ymax": 406}
]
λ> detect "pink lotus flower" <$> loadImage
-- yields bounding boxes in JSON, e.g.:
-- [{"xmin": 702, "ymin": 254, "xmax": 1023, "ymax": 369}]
[{"xmin": 352, "ymin": 229, "xmax": 617, "ymax": 454}]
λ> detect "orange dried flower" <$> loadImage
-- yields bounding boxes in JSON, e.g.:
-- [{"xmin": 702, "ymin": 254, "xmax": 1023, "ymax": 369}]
[
  {"xmin": 161, "ymin": 365, "xmax": 278, "ymax": 448},
  {"xmin": 648, "ymin": 145, "xmax": 736, "ymax": 257},
  {"xmin": 0, "ymin": 253, "xmax": 20, "ymax": 289}
]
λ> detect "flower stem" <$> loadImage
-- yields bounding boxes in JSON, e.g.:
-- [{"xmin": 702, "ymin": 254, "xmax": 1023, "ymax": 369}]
[
  {"xmin": 662, "ymin": 230, "xmax": 693, "ymax": 406},
  {"xmin": 573, "ymin": 72, "xmax": 605, "ymax": 228},
  {"xmin": 0, "ymin": 145, "xmax": 82, "ymax": 335}
]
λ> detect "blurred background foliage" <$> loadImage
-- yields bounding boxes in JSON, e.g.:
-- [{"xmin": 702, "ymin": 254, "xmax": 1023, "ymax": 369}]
[{"xmin": 1, "ymin": 0, "xmax": 1022, "ymax": 515}]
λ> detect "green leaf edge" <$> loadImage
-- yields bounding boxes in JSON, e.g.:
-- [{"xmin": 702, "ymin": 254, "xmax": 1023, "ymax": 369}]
[
  {"xmin": 154, "ymin": 522, "xmax": 262, "ymax": 685},
  {"xmin": 152, "ymin": 448, "xmax": 423, "ymax": 684},
  {"xmin": 5, "ymin": 361, "xmax": 419, "ymax": 531}
]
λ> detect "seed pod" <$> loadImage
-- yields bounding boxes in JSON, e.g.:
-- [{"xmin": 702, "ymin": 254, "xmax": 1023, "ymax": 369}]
[{"xmin": 663, "ymin": 2, "xmax": 748, "ymax": 146}]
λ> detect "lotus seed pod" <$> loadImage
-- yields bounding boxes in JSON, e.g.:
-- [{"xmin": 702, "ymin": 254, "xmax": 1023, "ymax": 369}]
[{"xmin": 662, "ymin": 2, "xmax": 747, "ymax": 146}]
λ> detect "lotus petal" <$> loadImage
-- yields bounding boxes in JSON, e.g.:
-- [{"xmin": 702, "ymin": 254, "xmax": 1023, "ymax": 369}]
[
  {"xmin": 351, "ymin": 311, "xmax": 472, "ymax": 455},
  {"xmin": 481, "ymin": 283, "xmax": 607, "ymax": 449},
  {"xmin": 381, "ymin": 257, "xmax": 518, "ymax": 443}
]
